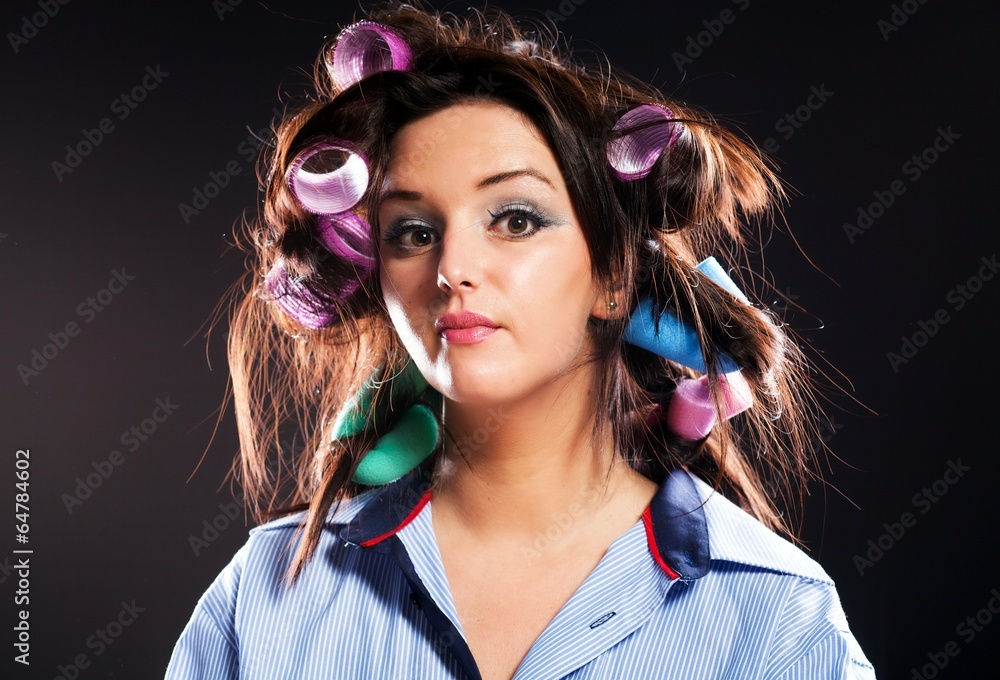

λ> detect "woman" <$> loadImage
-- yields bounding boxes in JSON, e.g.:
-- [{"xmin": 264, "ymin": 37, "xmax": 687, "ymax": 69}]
[{"xmin": 167, "ymin": 2, "xmax": 876, "ymax": 678}]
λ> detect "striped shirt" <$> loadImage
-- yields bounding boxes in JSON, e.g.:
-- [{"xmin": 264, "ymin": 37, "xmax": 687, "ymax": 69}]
[{"xmin": 166, "ymin": 462, "xmax": 876, "ymax": 679}]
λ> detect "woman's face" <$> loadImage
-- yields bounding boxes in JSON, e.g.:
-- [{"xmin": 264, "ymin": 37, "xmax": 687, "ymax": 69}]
[{"xmin": 376, "ymin": 101, "xmax": 608, "ymax": 406}]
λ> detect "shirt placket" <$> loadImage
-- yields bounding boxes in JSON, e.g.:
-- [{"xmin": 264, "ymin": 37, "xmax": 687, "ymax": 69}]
[
  {"xmin": 399, "ymin": 504, "xmax": 675, "ymax": 680},
  {"xmin": 511, "ymin": 521, "xmax": 675, "ymax": 679},
  {"xmin": 396, "ymin": 501, "xmax": 467, "ymax": 639}
]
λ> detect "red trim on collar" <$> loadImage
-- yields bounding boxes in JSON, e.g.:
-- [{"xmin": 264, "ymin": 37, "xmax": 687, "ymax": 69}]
[
  {"xmin": 359, "ymin": 488, "xmax": 432, "ymax": 548},
  {"xmin": 642, "ymin": 506, "xmax": 681, "ymax": 579}
]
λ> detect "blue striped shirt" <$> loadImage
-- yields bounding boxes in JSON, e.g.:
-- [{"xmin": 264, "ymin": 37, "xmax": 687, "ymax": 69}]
[{"xmin": 166, "ymin": 463, "xmax": 876, "ymax": 679}]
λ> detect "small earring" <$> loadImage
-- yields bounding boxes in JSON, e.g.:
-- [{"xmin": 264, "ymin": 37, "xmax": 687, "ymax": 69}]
[{"xmin": 607, "ymin": 299, "xmax": 618, "ymax": 311}]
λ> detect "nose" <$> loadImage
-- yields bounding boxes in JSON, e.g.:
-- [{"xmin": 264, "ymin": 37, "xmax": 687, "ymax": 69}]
[{"xmin": 436, "ymin": 218, "xmax": 486, "ymax": 295}]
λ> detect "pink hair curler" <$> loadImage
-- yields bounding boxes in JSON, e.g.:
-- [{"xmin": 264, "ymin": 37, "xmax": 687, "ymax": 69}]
[
  {"xmin": 287, "ymin": 143, "xmax": 370, "ymax": 216},
  {"xmin": 327, "ymin": 20, "xmax": 413, "ymax": 90},
  {"xmin": 665, "ymin": 371, "xmax": 753, "ymax": 441},
  {"xmin": 606, "ymin": 104, "xmax": 683, "ymax": 182}
]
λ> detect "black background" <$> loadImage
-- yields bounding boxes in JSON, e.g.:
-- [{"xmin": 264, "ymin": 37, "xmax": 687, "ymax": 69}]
[{"xmin": 2, "ymin": 0, "xmax": 997, "ymax": 678}]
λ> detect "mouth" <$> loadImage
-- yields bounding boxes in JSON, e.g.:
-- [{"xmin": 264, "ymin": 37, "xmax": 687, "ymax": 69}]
[
  {"xmin": 434, "ymin": 311, "xmax": 500, "ymax": 344},
  {"xmin": 434, "ymin": 310, "xmax": 498, "ymax": 333}
]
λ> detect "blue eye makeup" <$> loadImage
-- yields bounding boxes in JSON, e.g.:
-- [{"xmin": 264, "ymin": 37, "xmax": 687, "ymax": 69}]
[
  {"xmin": 488, "ymin": 200, "xmax": 556, "ymax": 237},
  {"xmin": 381, "ymin": 199, "xmax": 556, "ymax": 252}
]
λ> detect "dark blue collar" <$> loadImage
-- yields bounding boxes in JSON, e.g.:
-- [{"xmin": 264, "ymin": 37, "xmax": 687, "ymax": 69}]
[{"xmin": 339, "ymin": 459, "xmax": 710, "ymax": 580}]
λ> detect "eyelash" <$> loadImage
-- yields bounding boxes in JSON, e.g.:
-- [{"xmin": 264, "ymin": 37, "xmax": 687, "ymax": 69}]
[{"xmin": 382, "ymin": 201, "xmax": 555, "ymax": 252}]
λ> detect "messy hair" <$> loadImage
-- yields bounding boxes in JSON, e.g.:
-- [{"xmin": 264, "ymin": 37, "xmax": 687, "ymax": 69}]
[{"xmin": 219, "ymin": 0, "xmax": 828, "ymax": 584}]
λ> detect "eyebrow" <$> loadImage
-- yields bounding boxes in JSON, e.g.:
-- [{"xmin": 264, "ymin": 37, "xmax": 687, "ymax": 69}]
[{"xmin": 379, "ymin": 168, "xmax": 556, "ymax": 203}]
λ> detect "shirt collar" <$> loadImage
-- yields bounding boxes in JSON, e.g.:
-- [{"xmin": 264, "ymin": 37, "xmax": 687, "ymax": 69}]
[
  {"xmin": 686, "ymin": 473, "xmax": 834, "ymax": 584},
  {"xmin": 339, "ymin": 458, "xmax": 711, "ymax": 581}
]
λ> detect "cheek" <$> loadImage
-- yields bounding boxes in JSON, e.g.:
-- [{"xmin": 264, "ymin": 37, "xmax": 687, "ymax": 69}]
[
  {"xmin": 378, "ymin": 262, "xmax": 409, "ymax": 329},
  {"xmin": 506, "ymin": 242, "xmax": 595, "ymax": 343},
  {"xmin": 379, "ymin": 260, "xmax": 437, "ymax": 336},
  {"xmin": 378, "ymin": 255, "xmax": 419, "ymax": 306},
  {"xmin": 517, "ymin": 236, "xmax": 594, "ymax": 305}
]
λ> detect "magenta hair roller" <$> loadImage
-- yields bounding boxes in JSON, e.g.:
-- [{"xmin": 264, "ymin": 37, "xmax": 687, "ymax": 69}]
[
  {"xmin": 665, "ymin": 372, "xmax": 753, "ymax": 441},
  {"xmin": 328, "ymin": 20, "xmax": 413, "ymax": 90},
  {"xmin": 606, "ymin": 104, "xmax": 683, "ymax": 181},
  {"xmin": 264, "ymin": 261, "xmax": 353, "ymax": 330},
  {"xmin": 666, "ymin": 377, "xmax": 716, "ymax": 440},
  {"xmin": 315, "ymin": 212, "xmax": 377, "ymax": 273},
  {"xmin": 717, "ymin": 371, "xmax": 753, "ymax": 419},
  {"xmin": 287, "ymin": 143, "xmax": 370, "ymax": 216}
]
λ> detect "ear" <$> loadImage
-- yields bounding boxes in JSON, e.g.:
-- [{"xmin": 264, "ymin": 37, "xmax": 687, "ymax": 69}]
[{"xmin": 590, "ymin": 279, "xmax": 626, "ymax": 320}]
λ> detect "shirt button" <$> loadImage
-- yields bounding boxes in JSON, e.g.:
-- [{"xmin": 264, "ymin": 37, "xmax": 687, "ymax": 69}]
[{"xmin": 409, "ymin": 592, "xmax": 422, "ymax": 610}]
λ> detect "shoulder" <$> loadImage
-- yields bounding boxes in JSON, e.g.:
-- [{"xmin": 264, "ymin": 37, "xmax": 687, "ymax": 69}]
[
  {"xmin": 682, "ymin": 472, "xmax": 876, "ymax": 678},
  {"xmin": 166, "ymin": 490, "xmax": 384, "ymax": 677},
  {"xmin": 247, "ymin": 486, "xmax": 380, "ymax": 537},
  {"xmin": 686, "ymin": 471, "xmax": 832, "ymax": 584},
  {"xmin": 192, "ymin": 488, "xmax": 383, "ymax": 621}
]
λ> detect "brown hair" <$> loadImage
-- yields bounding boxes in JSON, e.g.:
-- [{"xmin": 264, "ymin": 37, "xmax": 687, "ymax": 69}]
[{"xmin": 218, "ymin": 0, "xmax": 829, "ymax": 585}]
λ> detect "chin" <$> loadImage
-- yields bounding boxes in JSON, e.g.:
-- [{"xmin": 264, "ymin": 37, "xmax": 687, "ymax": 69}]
[
  {"xmin": 438, "ymin": 382, "xmax": 510, "ymax": 407},
  {"xmin": 440, "ymin": 377, "xmax": 523, "ymax": 411}
]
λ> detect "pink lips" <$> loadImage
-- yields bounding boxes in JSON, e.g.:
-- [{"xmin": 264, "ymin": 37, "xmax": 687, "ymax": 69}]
[{"xmin": 435, "ymin": 311, "xmax": 499, "ymax": 344}]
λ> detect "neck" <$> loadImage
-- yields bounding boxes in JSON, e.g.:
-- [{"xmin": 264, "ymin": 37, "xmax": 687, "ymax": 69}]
[{"xmin": 430, "ymin": 370, "xmax": 651, "ymax": 555}]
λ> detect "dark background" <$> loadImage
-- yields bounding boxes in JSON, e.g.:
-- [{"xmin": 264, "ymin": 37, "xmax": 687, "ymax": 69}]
[{"xmin": 2, "ymin": 0, "xmax": 996, "ymax": 678}]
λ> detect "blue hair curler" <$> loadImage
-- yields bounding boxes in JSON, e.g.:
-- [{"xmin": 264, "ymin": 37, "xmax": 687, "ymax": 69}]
[
  {"xmin": 694, "ymin": 256, "xmax": 750, "ymax": 305},
  {"xmin": 623, "ymin": 256, "xmax": 747, "ymax": 371}
]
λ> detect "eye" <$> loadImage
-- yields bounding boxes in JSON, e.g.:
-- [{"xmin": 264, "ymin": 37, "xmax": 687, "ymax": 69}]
[
  {"xmin": 380, "ymin": 200, "xmax": 555, "ymax": 253},
  {"xmin": 387, "ymin": 225, "xmax": 438, "ymax": 250},
  {"xmin": 489, "ymin": 201, "xmax": 554, "ymax": 239},
  {"xmin": 495, "ymin": 211, "xmax": 536, "ymax": 237}
]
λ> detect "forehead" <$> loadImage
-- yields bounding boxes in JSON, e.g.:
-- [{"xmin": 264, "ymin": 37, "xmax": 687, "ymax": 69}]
[{"xmin": 380, "ymin": 101, "xmax": 561, "ymax": 194}]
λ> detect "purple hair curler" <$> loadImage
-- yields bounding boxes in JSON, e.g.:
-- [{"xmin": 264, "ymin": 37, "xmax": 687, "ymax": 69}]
[
  {"xmin": 665, "ymin": 371, "xmax": 753, "ymax": 441},
  {"xmin": 264, "ymin": 261, "xmax": 354, "ymax": 330},
  {"xmin": 287, "ymin": 143, "xmax": 370, "ymax": 216},
  {"xmin": 328, "ymin": 20, "xmax": 413, "ymax": 90},
  {"xmin": 315, "ymin": 212, "xmax": 377, "ymax": 273},
  {"xmin": 606, "ymin": 104, "xmax": 683, "ymax": 182}
]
